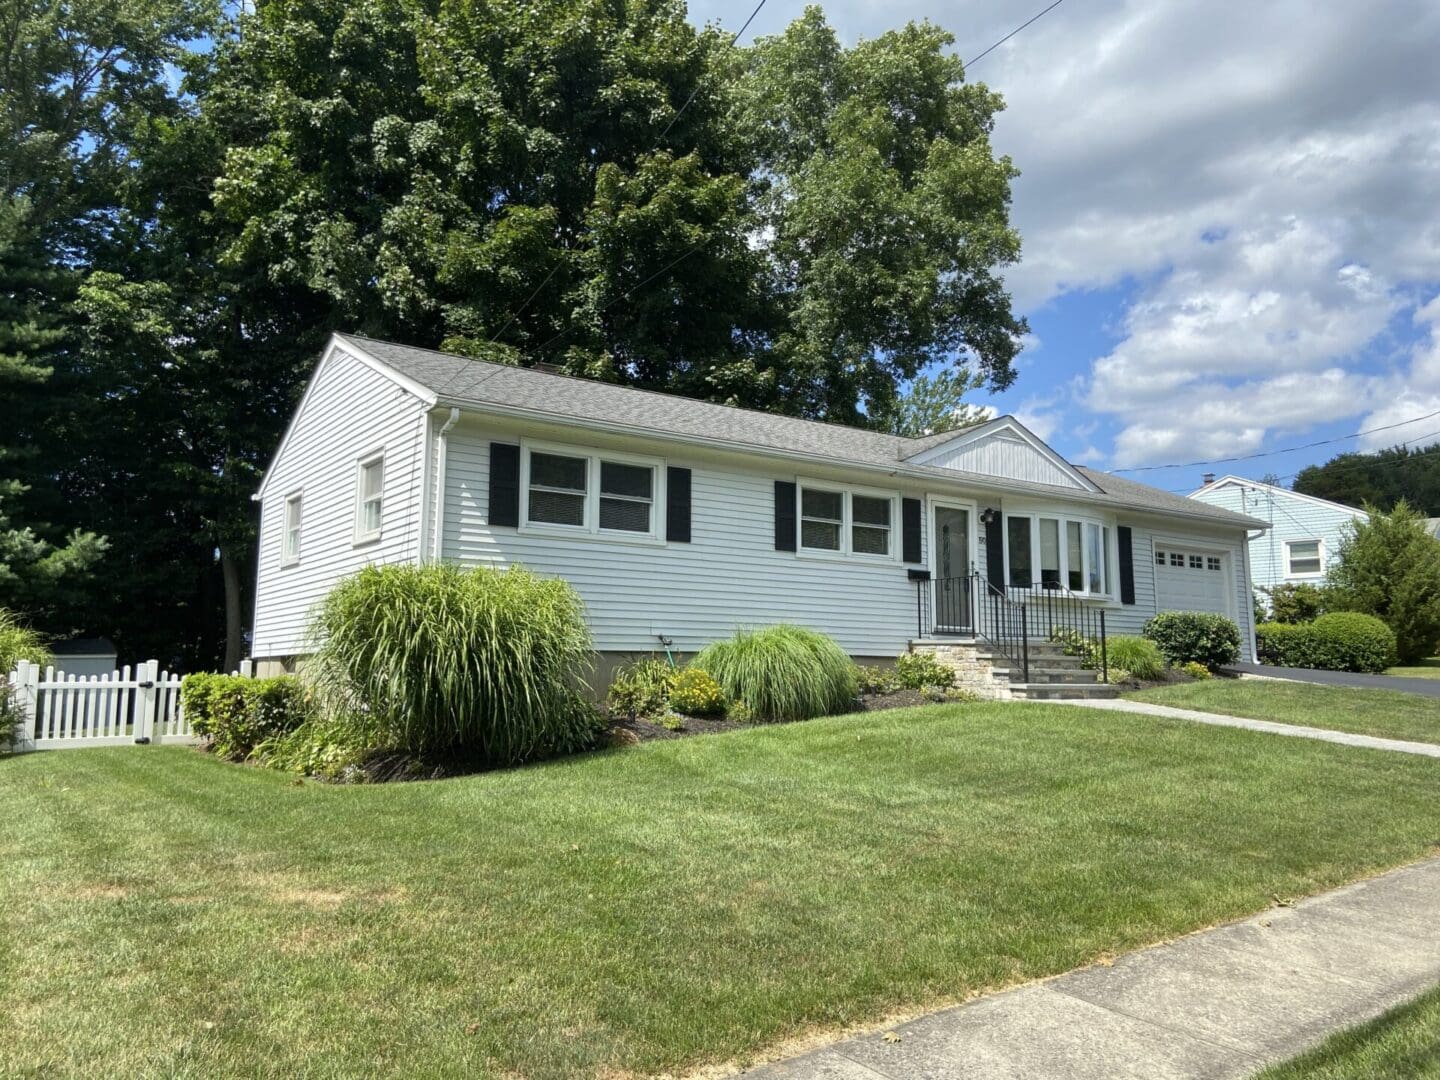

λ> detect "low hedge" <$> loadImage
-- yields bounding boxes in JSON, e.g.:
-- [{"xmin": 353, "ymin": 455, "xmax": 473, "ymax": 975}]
[
  {"xmin": 1142, "ymin": 611, "xmax": 1241, "ymax": 670},
  {"xmin": 182, "ymin": 673, "xmax": 311, "ymax": 760},
  {"xmin": 1256, "ymin": 612, "xmax": 1397, "ymax": 674}
]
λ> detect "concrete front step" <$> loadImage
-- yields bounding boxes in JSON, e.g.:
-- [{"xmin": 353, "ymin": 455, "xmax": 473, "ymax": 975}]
[{"xmin": 1011, "ymin": 682, "xmax": 1121, "ymax": 701}]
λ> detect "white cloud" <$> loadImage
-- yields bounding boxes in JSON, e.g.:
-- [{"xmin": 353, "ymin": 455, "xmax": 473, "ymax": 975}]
[{"xmin": 1354, "ymin": 294, "xmax": 1440, "ymax": 450}]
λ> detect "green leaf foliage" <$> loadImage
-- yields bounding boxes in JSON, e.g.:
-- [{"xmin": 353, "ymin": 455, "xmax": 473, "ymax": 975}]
[
  {"xmin": 606, "ymin": 658, "xmax": 677, "ymax": 720},
  {"xmin": 1256, "ymin": 613, "xmax": 1397, "ymax": 674},
  {"xmin": 1142, "ymin": 612, "xmax": 1242, "ymax": 670},
  {"xmin": 181, "ymin": 673, "xmax": 311, "ymax": 760},
  {"xmin": 1259, "ymin": 582, "xmax": 1327, "ymax": 624},
  {"xmin": 1104, "ymin": 636, "xmax": 1166, "ymax": 681},
  {"xmin": 1324, "ymin": 502, "xmax": 1440, "ymax": 664},
  {"xmin": 694, "ymin": 625, "xmax": 858, "ymax": 722},
  {"xmin": 1294, "ymin": 442, "xmax": 1440, "ymax": 515},
  {"xmin": 892, "ymin": 651, "xmax": 956, "ymax": 690},
  {"xmin": 306, "ymin": 563, "xmax": 600, "ymax": 764},
  {"xmin": 0, "ymin": 608, "xmax": 50, "ymax": 674}
]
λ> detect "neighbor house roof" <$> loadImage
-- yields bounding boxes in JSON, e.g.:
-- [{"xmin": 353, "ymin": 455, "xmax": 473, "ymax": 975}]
[
  {"xmin": 1190, "ymin": 474, "xmax": 1370, "ymax": 520},
  {"xmin": 333, "ymin": 334, "xmax": 1268, "ymax": 530},
  {"xmin": 51, "ymin": 637, "xmax": 116, "ymax": 657}
]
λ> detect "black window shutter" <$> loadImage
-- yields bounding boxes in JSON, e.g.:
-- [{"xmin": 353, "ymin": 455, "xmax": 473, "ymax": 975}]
[
  {"xmin": 774, "ymin": 480, "xmax": 797, "ymax": 551},
  {"xmin": 985, "ymin": 513, "xmax": 1005, "ymax": 591},
  {"xmin": 489, "ymin": 443, "xmax": 520, "ymax": 527},
  {"xmin": 1117, "ymin": 525, "xmax": 1136, "ymax": 605},
  {"xmin": 666, "ymin": 467, "xmax": 692, "ymax": 543},
  {"xmin": 901, "ymin": 498, "xmax": 923, "ymax": 564}
]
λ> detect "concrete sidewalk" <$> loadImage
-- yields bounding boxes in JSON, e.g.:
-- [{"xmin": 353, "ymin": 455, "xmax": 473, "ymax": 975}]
[
  {"xmin": 1055, "ymin": 697, "xmax": 1440, "ymax": 758},
  {"xmin": 738, "ymin": 857, "xmax": 1440, "ymax": 1080}
]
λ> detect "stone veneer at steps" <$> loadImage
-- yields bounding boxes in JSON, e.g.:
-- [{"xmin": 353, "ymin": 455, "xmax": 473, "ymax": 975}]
[{"xmin": 910, "ymin": 640, "xmax": 1120, "ymax": 701}]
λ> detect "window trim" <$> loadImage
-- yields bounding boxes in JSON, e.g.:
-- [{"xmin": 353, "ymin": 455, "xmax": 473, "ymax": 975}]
[
  {"xmin": 353, "ymin": 451, "xmax": 386, "ymax": 546},
  {"xmin": 1284, "ymin": 537, "xmax": 1325, "ymax": 578},
  {"xmin": 281, "ymin": 490, "xmax": 303, "ymax": 567},
  {"xmin": 518, "ymin": 439, "xmax": 666, "ymax": 545},
  {"xmin": 794, "ymin": 477, "xmax": 901, "ymax": 563},
  {"xmin": 1000, "ymin": 505, "xmax": 1117, "ymax": 600}
]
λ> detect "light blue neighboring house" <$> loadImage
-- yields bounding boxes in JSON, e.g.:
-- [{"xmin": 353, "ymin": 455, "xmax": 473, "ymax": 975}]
[{"xmin": 1189, "ymin": 475, "xmax": 1366, "ymax": 594}]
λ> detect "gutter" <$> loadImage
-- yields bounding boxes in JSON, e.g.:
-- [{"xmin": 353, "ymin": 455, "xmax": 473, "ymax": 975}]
[{"xmin": 435, "ymin": 396, "xmax": 1269, "ymax": 533}]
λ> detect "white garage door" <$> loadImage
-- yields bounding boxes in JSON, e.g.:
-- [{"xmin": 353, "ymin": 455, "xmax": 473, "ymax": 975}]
[{"xmin": 1153, "ymin": 546, "xmax": 1231, "ymax": 616}]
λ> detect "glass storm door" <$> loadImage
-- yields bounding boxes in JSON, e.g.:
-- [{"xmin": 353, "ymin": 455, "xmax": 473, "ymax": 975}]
[{"xmin": 933, "ymin": 506, "xmax": 972, "ymax": 632}]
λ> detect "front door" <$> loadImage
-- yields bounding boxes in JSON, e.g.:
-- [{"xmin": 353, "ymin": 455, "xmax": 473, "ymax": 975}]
[{"xmin": 933, "ymin": 505, "xmax": 972, "ymax": 632}]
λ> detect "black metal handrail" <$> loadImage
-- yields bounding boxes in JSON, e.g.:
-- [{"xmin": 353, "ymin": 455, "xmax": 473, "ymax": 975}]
[{"xmin": 910, "ymin": 571, "xmax": 1109, "ymax": 684}]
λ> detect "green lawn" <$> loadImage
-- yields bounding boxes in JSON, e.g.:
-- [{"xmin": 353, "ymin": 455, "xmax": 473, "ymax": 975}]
[
  {"xmin": 1253, "ymin": 984, "xmax": 1440, "ymax": 1079},
  {"xmin": 1127, "ymin": 679, "xmax": 1440, "ymax": 745},
  {"xmin": 3, "ymin": 702, "xmax": 1440, "ymax": 1079},
  {"xmin": 1388, "ymin": 658, "xmax": 1440, "ymax": 680}
]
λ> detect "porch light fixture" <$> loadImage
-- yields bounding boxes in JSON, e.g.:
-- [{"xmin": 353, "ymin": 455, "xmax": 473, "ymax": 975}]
[{"xmin": 979, "ymin": 507, "xmax": 1000, "ymax": 525}]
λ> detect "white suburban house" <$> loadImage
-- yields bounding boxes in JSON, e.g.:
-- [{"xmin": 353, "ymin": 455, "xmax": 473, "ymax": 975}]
[
  {"xmin": 250, "ymin": 335, "xmax": 1267, "ymax": 695},
  {"xmin": 1189, "ymin": 476, "xmax": 1364, "ymax": 595}
]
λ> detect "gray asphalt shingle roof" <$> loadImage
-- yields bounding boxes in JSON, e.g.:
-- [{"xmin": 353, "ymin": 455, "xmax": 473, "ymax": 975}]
[{"xmin": 339, "ymin": 334, "xmax": 1265, "ymax": 530}]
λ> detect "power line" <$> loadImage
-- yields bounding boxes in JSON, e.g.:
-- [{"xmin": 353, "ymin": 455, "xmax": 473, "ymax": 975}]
[
  {"xmin": 1166, "ymin": 430, "xmax": 1440, "ymax": 493},
  {"xmin": 967, "ymin": 0, "xmax": 1069, "ymax": 67},
  {"xmin": 485, "ymin": 0, "xmax": 771, "ymax": 350},
  {"xmin": 1117, "ymin": 408, "xmax": 1440, "ymax": 475}
]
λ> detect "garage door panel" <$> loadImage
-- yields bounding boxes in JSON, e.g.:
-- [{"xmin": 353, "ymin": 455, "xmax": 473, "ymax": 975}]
[{"xmin": 1154, "ymin": 545, "xmax": 1230, "ymax": 615}]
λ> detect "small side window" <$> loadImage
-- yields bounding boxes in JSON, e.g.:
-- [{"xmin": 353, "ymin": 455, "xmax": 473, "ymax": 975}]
[
  {"xmin": 1154, "ymin": 549, "xmax": 1166, "ymax": 566},
  {"xmin": 1206, "ymin": 556, "xmax": 1221, "ymax": 572},
  {"xmin": 282, "ymin": 493, "xmax": 302, "ymax": 566},
  {"xmin": 356, "ymin": 454, "xmax": 384, "ymax": 542}
]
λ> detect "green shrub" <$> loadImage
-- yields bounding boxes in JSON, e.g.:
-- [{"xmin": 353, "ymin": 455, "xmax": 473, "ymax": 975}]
[
  {"xmin": 1104, "ymin": 636, "xmax": 1166, "ymax": 681},
  {"xmin": 1257, "ymin": 614, "xmax": 1397, "ymax": 674},
  {"xmin": 694, "ymin": 625, "xmax": 858, "ymax": 723},
  {"xmin": 1325, "ymin": 502, "xmax": 1440, "ymax": 664},
  {"xmin": 725, "ymin": 698, "xmax": 755, "ymax": 724},
  {"xmin": 669, "ymin": 668, "xmax": 725, "ymax": 716},
  {"xmin": 1143, "ymin": 611, "xmax": 1241, "ymax": 670},
  {"xmin": 856, "ymin": 665, "xmax": 900, "ymax": 694},
  {"xmin": 254, "ymin": 712, "xmax": 374, "ymax": 780},
  {"xmin": 0, "ymin": 609, "xmax": 50, "ymax": 674},
  {"xmin": 1180, "ymin": 660, "xmax": 1212, "ymax": 680},
  {"xmin": 1260, "ymin": 583, "xmax": 1327, "ymax": 624},
  {"xmin": 307, "ymin": 563, "xmax": 600, "ymax": 765},
  {"xmin": 607, "ymin": 658, "xmax": 676, "ymax": 719},
  {"xmin": 893, "ymin": 651, "xmax": 956, "ymax": 690},
  {"xmin": 1051, "ymin": 628, "xmax": 1102, "ymax": 669},
  {"xmin": 182, "ymin": 673, "xmax": 311, "ymax": 760}
]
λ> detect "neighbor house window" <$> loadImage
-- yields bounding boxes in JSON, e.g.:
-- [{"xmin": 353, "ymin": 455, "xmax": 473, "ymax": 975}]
[
  {"xmin": 355, "ymin": 454, "xmax": 384, "ymax": 542},
  {"xmin": 1286, "ymin": 539, "xmax": 1322, "ymax": 576},
  {"xmin": 796, "ymin": 481, "xmax": 899, "ymax": 560},
  {"xmin": 528, "ymin": 451, "xmax": 588, "ymax": 527},
  {"xmin": 282, "ymin": 493, "xmax": 302, "ymax": 565},
  {"xmin": 1005, "ymin": 512, "xmax": 1112, "ymax": 596},
  {"xmin": 520, "ymin": 442, "xmax": 663, "ymax": 541}
]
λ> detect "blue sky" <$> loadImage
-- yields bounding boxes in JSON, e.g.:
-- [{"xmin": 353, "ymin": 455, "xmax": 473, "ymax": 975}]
[{"xmin": 688, "ymin": 0, "xmax": 1440, "ymax": 492}]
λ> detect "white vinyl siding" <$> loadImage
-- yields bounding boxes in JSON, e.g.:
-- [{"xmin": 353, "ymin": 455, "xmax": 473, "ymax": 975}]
[
  {"xmin": 443, "ymin": 431, "xmax": 922, "ymax": 655},
  {"xmin": 251, "ymin": 348, "xmax": 427, "ymax": 659},
  {"xmin": 911, "ymin": 426, "xmax": 1091, "ymax": 489}
]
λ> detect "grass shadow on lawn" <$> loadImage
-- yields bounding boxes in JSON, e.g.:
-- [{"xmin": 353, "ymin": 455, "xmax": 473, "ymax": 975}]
[{"xmin": 2, "ymin": 700, "xmax": 1439, "ymax": 1079}]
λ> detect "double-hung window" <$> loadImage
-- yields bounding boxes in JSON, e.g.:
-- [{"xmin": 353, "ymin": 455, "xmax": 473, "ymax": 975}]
[
  {"xmin": 1286, "ymin": 539, "xmax": 1322, "ymax": 577},
  {"xmin": 797, "ymin": 482, "xmax": 897, "ymax": 560},
  {"xmin": 521, "ymin": 443, "xmax": 662, "ymax": 541},
  {"xmin": 282, "ymin": 493, "xmax": 302, "ymax": 566},
  {"xmin": 1004, "ymin": 510, "xmax": 1112, "ymax": 597},
  {"xmin": 355, "ymin": 454, "xmax": 384, "ymax": 543}
]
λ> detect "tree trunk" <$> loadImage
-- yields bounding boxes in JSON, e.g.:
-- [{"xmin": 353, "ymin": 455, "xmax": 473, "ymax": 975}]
[{"xmin": 221, "ymin": 548, "xmax": 245, "ymax": 674}]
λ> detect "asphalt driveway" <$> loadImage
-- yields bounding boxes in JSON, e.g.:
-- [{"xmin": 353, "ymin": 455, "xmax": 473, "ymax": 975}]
[{"xmin": 1224, "ymin": 662, "xmax": 1440, "ymax": 698}]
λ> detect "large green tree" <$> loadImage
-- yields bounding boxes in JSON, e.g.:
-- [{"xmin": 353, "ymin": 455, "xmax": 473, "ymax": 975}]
[
  {"xmin": 0, "ymin": 0, "xmax": 217, "ymax": 624},
  {"xmin": 1293, "ymin": 442, "xmax": 1440, "ymax": 516},
  {"xmin": 1326, "ymin": 502, "xmax": 1440, "ymax": 664}
]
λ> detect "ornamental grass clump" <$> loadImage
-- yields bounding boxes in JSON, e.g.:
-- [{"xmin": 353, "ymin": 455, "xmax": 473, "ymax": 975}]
[
  {"xmin": 306, "ymin": 564, "xmax": 598, "ymax": 765},
  {"xmin": 694, "ymin": 625, "xmax": 857, "ymax": 723}
]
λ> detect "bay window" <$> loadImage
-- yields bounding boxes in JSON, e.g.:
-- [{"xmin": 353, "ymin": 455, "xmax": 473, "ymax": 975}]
[{"xmin": 1004, "ymin": 510, "xmax": 1114, "ymax": 597}]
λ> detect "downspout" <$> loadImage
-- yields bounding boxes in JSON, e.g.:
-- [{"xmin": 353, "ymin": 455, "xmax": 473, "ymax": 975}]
[{"xmin": 431, "ymin": 408, "xmax": 461, "ymax": 563}]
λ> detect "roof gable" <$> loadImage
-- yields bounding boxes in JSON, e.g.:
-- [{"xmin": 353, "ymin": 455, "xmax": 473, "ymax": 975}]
[
  {"xmin": 903, "ymin": 417, "xmax": 1100, "ymax": 492},
  {"xmin": 1190, "ymin": 475, "xmax": 1369, "ymax": 520}
]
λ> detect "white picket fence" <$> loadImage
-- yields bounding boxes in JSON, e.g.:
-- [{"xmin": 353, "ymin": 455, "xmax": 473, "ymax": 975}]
[{"xmin": 6, "ymin": 659, "xmax": 253, "ymax": 752}]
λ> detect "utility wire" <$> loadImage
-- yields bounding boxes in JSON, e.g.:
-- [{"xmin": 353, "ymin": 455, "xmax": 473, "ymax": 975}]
[
  {"xmin": 967, "ymin": 0, "xmax": 1069, "ymax": 67},
  {"xmin": 1117, "ymin": 408, "xmax": 1440, "ymax": 475},
  {"xmin": 1166, "ymin": 428, "xmax": 1440, "ymax": 493}
]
